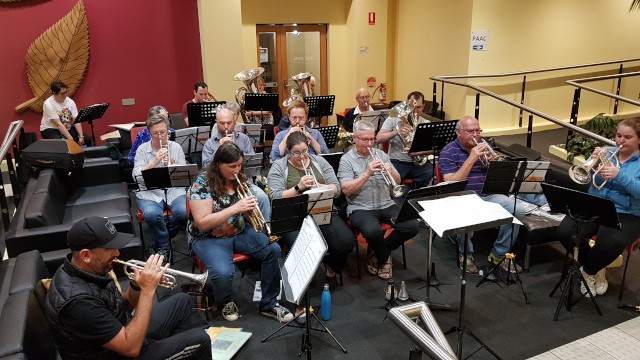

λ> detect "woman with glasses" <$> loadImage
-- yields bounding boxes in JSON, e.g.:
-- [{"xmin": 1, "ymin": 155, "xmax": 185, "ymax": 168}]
[
  {"xmin": 268, "ymin": 131, "xmax": 355, "ymax": 280},
  {"xmin": 270, "ymin": 99, "xmax": 329, "ymax": 161},
  {"xmin": 133, "ymin": 114, "xmax": 188, "ymax": 259}
]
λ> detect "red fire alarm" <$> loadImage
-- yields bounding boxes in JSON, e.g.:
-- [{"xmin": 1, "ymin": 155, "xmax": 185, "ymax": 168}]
[{"xmin": 369, "ymin": 12, "xmax": 375, "ymax": 25}]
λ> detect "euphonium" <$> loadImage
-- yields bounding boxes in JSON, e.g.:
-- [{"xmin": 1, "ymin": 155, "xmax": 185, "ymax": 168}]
[
  {"xmin": 113, "ymin": 258, "xmax": 208, "ymax": 290},
  {"xmin": 472, "ymin": 138, "xmax": 506, "ymax": 166},
  {"xmin": 282, "ymin": 72, "xmax": 312, "ymax": 106},
  {"xmin": 368, "ymin": 147, "xmax": 407, "ymax": 198},
  {"xmin": 569, "ymin": 145, "xmax": 621, "ymax": 190},
  {"xmin": 390, "ymin": 99, "xmax": 429, "ymax": 166},
  {"xmin": 234, "ymin": 174, "xmax": 280, "ymax": 244},
  {"xmin": 234, "ymin": 67, "xmax": 264, "ymax": 123}
]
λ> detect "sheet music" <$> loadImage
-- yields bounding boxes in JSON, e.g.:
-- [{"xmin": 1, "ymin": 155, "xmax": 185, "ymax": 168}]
[
  {"xmin": 418, "ymin": 194, "xmax": 522, "ymax": 237},
  {"xmin": 304, "ymin": 187, "xmax": 334, "ymax": 225},
  {"xmin": 173, "ymin": 126, "xmax": 210, "ymax": 153},
  {"xmin": 282, "ymin": 216, "xmax": 328, "ymax": 304}
]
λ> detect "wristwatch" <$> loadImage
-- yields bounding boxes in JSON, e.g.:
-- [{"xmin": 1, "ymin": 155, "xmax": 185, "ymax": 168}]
[{"xmin": 294, "ymin": 184, "xmax": 304, "ymax": 194}]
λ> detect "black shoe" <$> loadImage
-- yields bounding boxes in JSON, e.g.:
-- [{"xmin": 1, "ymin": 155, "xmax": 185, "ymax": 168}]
[{"xmin": 261, "ymin": 303, "xmax": 294, "ymax": 322}]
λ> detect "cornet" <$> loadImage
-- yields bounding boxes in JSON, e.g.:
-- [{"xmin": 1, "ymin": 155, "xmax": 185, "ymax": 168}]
[
  {"xmin": 569, "ymin": 145, "xmax": 621, "ymax": 190},
  {"xmin": 113, "ymin": 258, "xmax": 208, "ymax": 290},
  {"xmin": 301, "ymin": 158, "xmax": 319, "ymax": 189},
  {"xmin": 368, "ymin": 147, "xmax": 407, "ymax": 198},
  {"xmin": 472, "ymin": 138, "xmax": 506, "ymax": 166},
  {"xmin": 234, "ymin": 174, "xmax": 280, "ymax": 244},
  {"xmin": 223, "ymin": 130, "xmax": 235, "ymax": 144}
]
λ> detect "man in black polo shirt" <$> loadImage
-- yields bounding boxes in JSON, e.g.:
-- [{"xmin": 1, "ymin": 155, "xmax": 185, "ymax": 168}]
[{"xmin": 45, "ymin": 217, "xmax": 211, "ymax": 360}]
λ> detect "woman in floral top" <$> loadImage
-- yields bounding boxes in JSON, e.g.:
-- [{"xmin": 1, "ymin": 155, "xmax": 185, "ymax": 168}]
[{"xmin": 188, "ymin": 143, "xmax": 293, "ymax": 323}]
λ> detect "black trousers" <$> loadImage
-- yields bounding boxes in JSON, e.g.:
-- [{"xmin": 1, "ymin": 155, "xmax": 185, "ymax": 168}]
[
  {"xmin": 282, "ymin": 216, "xmax": 356, "ymax": 274},
  {"xmin": 138, "ymin": 293, "xmax": 211, "ymax": 360},
  {"xmin": 349, "ymin": 204, "xmax": 419, "ymax": 265},
  {"xmin": 41, "ymin": 127, "xmax": 92, "ymax": 146},
  {"xmin": 558, "ymin": 212, "xmax": 640, "ymax": 275}
]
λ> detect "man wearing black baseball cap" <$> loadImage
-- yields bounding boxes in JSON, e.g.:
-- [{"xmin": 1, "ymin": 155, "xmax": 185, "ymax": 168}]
[{"xmin": 45, "ymin": 217, "xmax": 211, "ymax": 360}]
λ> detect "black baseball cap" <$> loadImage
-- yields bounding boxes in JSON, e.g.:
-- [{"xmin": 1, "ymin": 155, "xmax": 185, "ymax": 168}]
[{"xmin": 67, "ymin": 217, "xmax": 133, "ymax": 251}]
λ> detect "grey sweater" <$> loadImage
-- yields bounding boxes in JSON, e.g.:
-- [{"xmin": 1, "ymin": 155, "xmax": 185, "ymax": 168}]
[{"xmin": 267, "ymin": 154, "xmax": 341, "ymax": 200}]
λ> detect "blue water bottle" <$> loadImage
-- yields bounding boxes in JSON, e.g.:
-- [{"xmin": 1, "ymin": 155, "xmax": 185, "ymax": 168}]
[{"xmin": 321, "ymin": 283, "xmax": 331, "ymax": 321}]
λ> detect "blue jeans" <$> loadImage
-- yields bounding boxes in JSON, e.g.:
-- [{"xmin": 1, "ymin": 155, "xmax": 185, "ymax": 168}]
[
  {"xmin": 252, "ymin": 184, "xmax": 270, "ymax": 222},
  {"xmin": 137, "ymin": 195, "xmax": 188, "ymax": 249},
  {"xmin": 456, "ymin": 194, "xmax": 526, "ymax": 258},
  {"xmin": 191, "ymin": 228, "xmax": 281, "ymax": 311},
  {"xmin": 390, "ymin": 159, "xmax": 433, "ymax": 188}
]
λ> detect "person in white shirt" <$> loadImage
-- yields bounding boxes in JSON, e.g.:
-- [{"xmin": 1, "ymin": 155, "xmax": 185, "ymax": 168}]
[
  {"xmin": 40, "ymin": 81, "xmax": 89, "ymax": 146},
  {"xmin": 343, "ymin": 88, "xmax": 374, "ymax": 132}
]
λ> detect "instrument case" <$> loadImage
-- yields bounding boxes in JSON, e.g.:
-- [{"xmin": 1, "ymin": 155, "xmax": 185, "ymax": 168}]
[{"xmin": 22, "ymin": 139, "xmax": 85, "ymax": 170}]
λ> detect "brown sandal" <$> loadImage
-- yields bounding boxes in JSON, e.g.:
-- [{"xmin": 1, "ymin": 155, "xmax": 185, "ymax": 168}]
[
  {"xmin": 367, "ymin": 248, "xmax": 378, "ymax": 275},
  {"xmin": 378, "ymin": 257, "xmax": 392, "ymax": 280}
]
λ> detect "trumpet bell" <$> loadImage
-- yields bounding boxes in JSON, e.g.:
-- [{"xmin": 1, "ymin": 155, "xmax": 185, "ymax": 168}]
[
  {"xmin": 392, "ymin": 184, "xmax": 408, "ymax": 198},
  {"xmin": 568, "ymin": 164, "xmax": 591, "ymax": 184}
]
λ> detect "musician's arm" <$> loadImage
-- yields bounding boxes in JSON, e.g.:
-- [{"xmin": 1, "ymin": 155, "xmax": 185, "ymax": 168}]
[
  {"xmin": 612, "ymin": 166, "xmax": 640, "ymax": 199},
  {"xmin": 376, "ymin": 129, "xmax": 396, "ymax": 144},
  {"xmin": 340, "ymin": 164, "xmax": 372, "ymax": 197},
  {"xmin": 308, "ymin": 132, "xmax": 323, "ymax": 154},
  {"xmin": 190, "ymin": 198, "xmax": 240, "ymax": 230},
  {"xmin": 275, "ymin": 132, "xmax": 289, "ymax": 159}
]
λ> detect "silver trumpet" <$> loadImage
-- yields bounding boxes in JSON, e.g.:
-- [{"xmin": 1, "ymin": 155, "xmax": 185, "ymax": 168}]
[
  {"xmin": 367, "ymin": 147, "xmax": 407, "ymax": 198},
  {"xmin": 569, "ymin": 145, "xmax": 621, "ymax": 190},
  {"xmin": 160, "ymin": 139, "xmax": 169, "ymax": 166},
  {"xmin": 301, "ymin": 158, "xmax": 319, "ymax": 189},
  {"xmin": 113, "ymin": 258, "xmax": 208, "ymax": 290},
  {"xmin": 472, "ymin": 138, "xmax": 506, "ymax": 166},
  {"xmin": 223, "ymin": 130, "xmax": 235, "ymax": 144}
]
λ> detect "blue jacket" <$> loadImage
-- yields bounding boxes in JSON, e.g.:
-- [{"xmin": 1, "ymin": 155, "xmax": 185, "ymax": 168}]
[{"xmin": 590, "ymin": 146, "xmax": 640, "ymax": 216}]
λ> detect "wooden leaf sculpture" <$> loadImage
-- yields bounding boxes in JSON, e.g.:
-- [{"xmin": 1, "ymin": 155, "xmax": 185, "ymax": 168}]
[{"xmin": 15, "ymin": 0, "xmax": 89, "ymax": 113}]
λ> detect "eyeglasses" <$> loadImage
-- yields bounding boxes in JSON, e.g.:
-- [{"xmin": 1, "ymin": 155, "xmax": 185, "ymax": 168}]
[
  {"xmin": 460, "ymin": 129, "xmax": 483, "ymax": 135},
  {"xmin": 290, "ymin": 116, "xmax": 306, "ymax": 121},
  {"xmin": 355, "ymin": 136, "xmax": 375, "ymax": 143},
  {"xmin": 290, "ymin": 149, "xmax": 309, "ymax": 158},
  {"xmin": 150, "ymin": 130, "xmax": 168, "ymax": 137}
]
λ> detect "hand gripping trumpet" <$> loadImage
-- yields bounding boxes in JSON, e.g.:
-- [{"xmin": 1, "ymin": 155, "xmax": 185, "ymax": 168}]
[
  {"xmin": 234, "ymin": 174, "xmax": 280, "ymax": 244},
  {"xmin": 301, "ymin": 158, "xmax": 319, "ymax": 189},
  {"xmin": 113, "ymin": 259, "xmax": 208, "ymax": 290},
  {"xmin": 223, "ymin": 130, "xmax": 235, "ymax": 144},
  {"xmin": 569, "ymin": 145, "xmax": 622, "ymax": 190},
  {"xmin": 367, "ymin": 147, "xmax": 407, "ymax": 198},
  {"xmin": 160, "ymin": 139, "xmax": 169, "ymax": 166},
  {"xmin": 472, "ymin": 138, "xmax": 506, "ymax": 166}
]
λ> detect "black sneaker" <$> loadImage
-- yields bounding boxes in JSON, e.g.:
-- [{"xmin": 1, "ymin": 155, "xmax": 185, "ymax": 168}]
[{"xmin": 261, "ymin": 303, "xmax": 294, "ymax": 322}]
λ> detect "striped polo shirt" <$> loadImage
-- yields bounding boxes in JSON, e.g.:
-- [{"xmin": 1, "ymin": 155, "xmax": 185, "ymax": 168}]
[{"xmin": 439, "ymin": 138, "xmax": 488, "ymax": 195}]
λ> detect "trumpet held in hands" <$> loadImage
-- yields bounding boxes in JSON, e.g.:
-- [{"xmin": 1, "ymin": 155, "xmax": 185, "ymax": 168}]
[
  {"xmin": 112, "ymin": 258, "xmax": 208, "ymax": 290},
  {"xmin": 472, "ymin": 138, "xmax": 505, "ymax": 166},
  {"xmin": 569, "ymin": 145, "xmax": 622, "ymax": 190},
  {"xmin": 234, "ymin": 174, "xmax": 280, "ymax": 245},
  {"xmin": 160, "ymin": 139, "xmax": 169, "ymax": 166},
  {"xmin": 367, "ymin": 147, "xmax": 407, "ymax": 198}
]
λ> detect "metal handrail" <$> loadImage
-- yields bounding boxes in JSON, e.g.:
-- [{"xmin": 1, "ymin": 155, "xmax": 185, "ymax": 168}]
[
  {"xmin": 566, "ymin": 71, "xmax": 640, "ymax": 108},
  {"xmin": 0, "ymin": 120, "xmax": 23, "ymax": 162},
  {"xmin": 428, "ymin": 77, "xmax": 616, "ymax": 146}
]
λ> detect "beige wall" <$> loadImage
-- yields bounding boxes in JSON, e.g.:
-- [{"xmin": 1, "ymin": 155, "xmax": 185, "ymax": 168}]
[{"xmin": 199, "ymin": 0, "xmax": 640, "ymax": 132}]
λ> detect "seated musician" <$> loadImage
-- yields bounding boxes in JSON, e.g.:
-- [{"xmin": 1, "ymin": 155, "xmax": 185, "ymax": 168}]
[
  {"xmin": 132, "ymin": 115, "xmax": 188, "ymax": 259},
  {"xmin": 337, "ymin": 121, "xmax": 419, "ymax": 280},
  {"xmin": 270, "ymin": 99, "xmax": 329, "ymax": 161},
  {"xmin": 211, "ymin": 102, "xmax": 241, "ymax": 137},
  {"xmin": 188, "ymin": 142, "xmax": 293, "ymax": 322},
  {"xmin": 267, "ymin": 131, "xmax": 355, "ymax": 278},
  {"xmin": 557, "ymin": 118, "xmax": 640, "ymax": 297},
  {"xmin": 245, "ymin": 76, "xmax": 282, "ymax": 141},
  {"xmin": 439, "ymin": 116, "xmax": 525, "ymax": 274},
  {"xmin": 40, "ymin": 80, "xmax": 90, "ymax": 146},
  {"xmin": 128, "ymin": 106, "xmax": 175, "ymax": 165},
  {"xmin": 202, "ymin": 107, "xmax": 271, "ymax": 223},
  {"xmin": 343, "ymin": 88, "xmax": 373, "ymax": 132},
  {"xmin": 45, "ymin": 217, "xmax": 211, "ymax": 360},
  {"xmin": 377, "ymin": 91, "xmax": 434, "ymax": 188},
  {"xmin": 182, "ymin": 81, "xmax": 214, "ymax": 128}
]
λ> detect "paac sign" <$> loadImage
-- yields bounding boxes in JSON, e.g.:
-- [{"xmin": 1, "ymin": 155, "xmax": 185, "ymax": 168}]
[{"xmin": 470, "ymin": 30, "xmax": 489, "ymax": 51}]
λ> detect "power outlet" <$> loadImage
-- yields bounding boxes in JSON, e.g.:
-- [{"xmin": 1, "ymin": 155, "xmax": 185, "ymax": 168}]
[{"xmin": 122, "ymin": 98, "xmax": 135, "ymax": 106}]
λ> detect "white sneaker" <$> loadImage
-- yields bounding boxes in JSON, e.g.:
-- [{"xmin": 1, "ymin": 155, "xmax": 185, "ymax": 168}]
[
  {"xmin": 580, "ymin": 273, "xmax": 597, "ymax": 297},
  {"xmin": 222, "ymin": 301, "xmax": 240, "ymax": 322},
  {"xmin": 593, "ymin": 268, "xmax": 608, "ymax": 295}
]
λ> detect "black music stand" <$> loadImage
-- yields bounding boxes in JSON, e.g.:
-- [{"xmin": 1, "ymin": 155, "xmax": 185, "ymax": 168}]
[
  {"xmin": 410, "ymin": 121, "xmax": 458, "ymax": 183},
  {"xmin": 172, "ymin": 127, "xmax": 209, "ymax": 164},
  {"xmin": 305, "ymin": 95, "xmax": 335, "ymax": 118},
  {"xmin": 73, "ymin": 103, "xmax": 110, "ymax": 146},
  {"xmin": 244, "ymin": 93, "xmax": 280, "ymax": 113},
  {"xmin": 419, "ymin": 190, "xmax": 513, "ymax": 360},
  {"xmin": 317, "ymin": 125, "xmax": 339, "ymax": 148},
  {"xmin": 542, "ymin": 183, "xmax": 620, "ymax": 321},
  {"xmin": 476, "ymin": 160, "xmax": 550, "ymax": 304},
  {"xmin": 318, "ymin": 153, "xmax": 342, "ymax": 176},
  {"xmin": 270, "ymin": 195, "xmax": 309, "ymax": 236},
  {"xmin": 187, "ymin": 101, "xmax": 226, "ymax": 127}
]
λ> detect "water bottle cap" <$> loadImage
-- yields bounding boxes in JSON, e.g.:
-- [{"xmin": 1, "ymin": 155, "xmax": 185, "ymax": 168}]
[{"xmin": 323, "ymin": 284, "xmax": 330, "ymax": 290}]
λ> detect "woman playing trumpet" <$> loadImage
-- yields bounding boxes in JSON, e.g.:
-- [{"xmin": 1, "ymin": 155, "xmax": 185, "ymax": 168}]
[
  {"xmin": 268, "ymin": 131, "xmax": 355, "ymax": 279},
  {"xmin": 557, "ymin": 117, "xmax": 640, "ymax": 297},
  {"xmin": 188, "ymin": 142, "xmax": 293, "ymax": 323}
]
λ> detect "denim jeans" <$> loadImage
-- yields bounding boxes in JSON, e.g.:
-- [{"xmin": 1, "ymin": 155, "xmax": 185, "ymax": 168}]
[
  {"xmin": 137, "ymin": 195, "xmax": 188, "ymax": 249},
  {"xmin": 191, "ymin": 228, "xmax": 281, "ymax": 311},
  {"xmin": 390, "ymin": 159, "xmax": 434, "ymax": 189},
  {"xmin": 456, "ymin": 194, "xmax": 526, "ymax": 258},
  {"xmin": 251, "ymin": 184, "xmax": 271, "ymax": 222}
]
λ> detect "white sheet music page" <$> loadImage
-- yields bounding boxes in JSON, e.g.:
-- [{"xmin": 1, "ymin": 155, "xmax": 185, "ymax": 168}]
[
  {"xmin": 418, "ymin": 193, "xmax": 521, "ymax": 237},
  {"xmin": 282, "ymin": 216, "xmax": 328, "ymax": 304}
]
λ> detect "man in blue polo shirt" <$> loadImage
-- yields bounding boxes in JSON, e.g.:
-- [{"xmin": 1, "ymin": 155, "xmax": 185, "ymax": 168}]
[
  {"xmin": 438, "ymin": 116, "xmax": 525, "ymax": 274},
  {"xmin": 270, "ymin": 99, "xmax": 329, "ymax": 161}
]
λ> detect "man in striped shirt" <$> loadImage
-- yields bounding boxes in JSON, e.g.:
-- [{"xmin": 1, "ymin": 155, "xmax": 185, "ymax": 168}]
[{"xmin": 438, "ymin": 116, "xmax": 525, "ymax": 274}]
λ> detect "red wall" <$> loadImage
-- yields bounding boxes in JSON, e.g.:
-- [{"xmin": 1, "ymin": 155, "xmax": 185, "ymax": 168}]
[{"xmin": 0, "ymin": 0, "xmax": 203, "ymax": 145}]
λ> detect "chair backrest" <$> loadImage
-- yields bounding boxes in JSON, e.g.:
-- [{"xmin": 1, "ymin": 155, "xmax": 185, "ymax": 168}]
[
  {"xmin": 381, "ymin": 141, "xmax": 389, "ymax": 153},
  {"xmin": 130, "ymin": 126, "xmax": 147, "ymax": 145},
  {"xmin": 169, "ymin": 112, "xmax": 186, "ymax": 130},
  {"xmin": 435, "ymin": 164, "xmax": 443, "ymax": 184}
]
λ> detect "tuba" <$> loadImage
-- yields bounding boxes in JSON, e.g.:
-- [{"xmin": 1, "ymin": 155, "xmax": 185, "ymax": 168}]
[
  {"xmin": 234, "ymin": 67, "xmax": 265, "ymax": 123},
  {"xmin": 234, "ymin": 174, "xmax": 280, "ymax": 244},
  {"xmin": 282, "ymin": 72, "xmax": 312, "ymax": 107},
  {"xmin": 569, "ymin": 145, "xmax": 621, "ymax": 190},
  {"xmin": 390, "ymin": 100, "xmax": 429, "ymax": 166}
]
